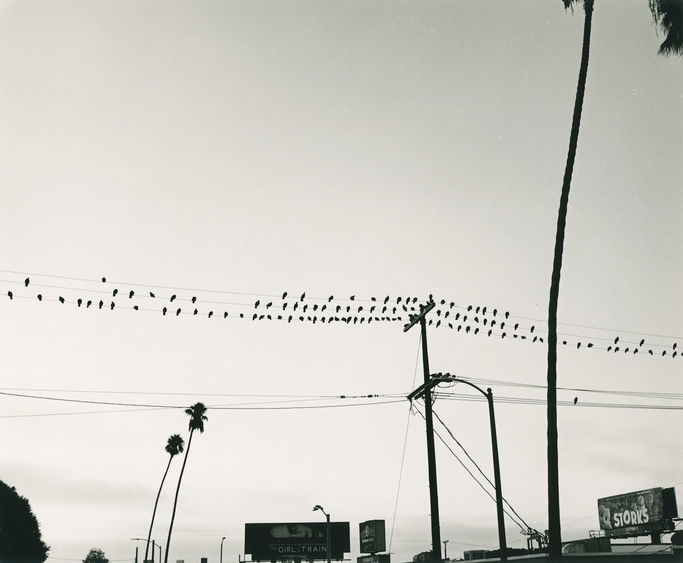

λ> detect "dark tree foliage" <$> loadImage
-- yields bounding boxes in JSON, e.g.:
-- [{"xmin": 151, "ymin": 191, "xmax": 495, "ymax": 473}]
[
  {"xmin": 0, "ymin": 480, "xmax": 49, "ymax": 563},
  {"xmin": 83, "ymin": 548, "xmax": 109, "ymax": 563}
]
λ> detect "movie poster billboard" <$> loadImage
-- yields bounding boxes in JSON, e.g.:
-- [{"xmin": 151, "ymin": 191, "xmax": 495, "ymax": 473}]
[
  {"xmin": 245, "ymin": 522, "xmax": 350, "ymax": 561},
  {"xmin": 359, "ymin": 520, "xmax": 386, "ymax": 554},
  {"xmin": 597, "ymin": 487, "xmax": 676, "ymax": 537}
]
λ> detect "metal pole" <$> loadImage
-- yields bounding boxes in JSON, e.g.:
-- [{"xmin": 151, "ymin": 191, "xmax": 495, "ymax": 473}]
[
  {"xmin": 420, "ymin": 317, "xmax": 442, "ymax": 563},
  {"xmin": 152, "ymin": 540, "xmax": 156, "ymax": 563},
  {"xmin": 221, "ymin": 537, "xmax": 226, "ymax": 563},
  {"xmin": 136, "ymin": 547, "xmax": 139, "ymax": 563},
  {"xmin": 443, "ymin": 540, "xmax": 449, "ymax": 560},
  {"xmin": 487, "ymin": 388, "xmax": 507, "ymax": 561},
  {"xmin": 326, "ymin": 513, "xmax": 331, "ymax": 563}
]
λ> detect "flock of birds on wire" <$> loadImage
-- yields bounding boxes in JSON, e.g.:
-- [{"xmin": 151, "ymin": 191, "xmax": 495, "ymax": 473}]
[{"xmin": 3, "ymin": 274, "xmax": 681, "ymax": 359}]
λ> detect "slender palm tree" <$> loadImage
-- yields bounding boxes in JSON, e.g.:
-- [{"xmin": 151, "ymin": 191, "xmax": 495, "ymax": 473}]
[
  {"xmin": 547, "ymin": 1, "xmax": 681, "ymax": 558},
  {"xmin": 144, "ymin": 434, "xmax": 185, "ymax": 563},
  {"xmin": 164, "ymin": 403, "xmax": 208, "ymax": 563}
]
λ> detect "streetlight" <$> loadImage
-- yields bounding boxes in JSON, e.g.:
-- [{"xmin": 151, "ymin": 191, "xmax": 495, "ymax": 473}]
[
  {"xmin": 408, "ymin": 373, "xmax": 508, "ymax": 561},
  {"xmin": 221, "ymin": 536, "xmax": 227, "ymax": 563},
  {"xmin": 443, "ymin": 540, "xmax": 449, "ymax": 560},
  {"xmin": 312, "ymin": 505, "xmax": 331, "ymax": 563},
  {"xmin": 131, "ymin": 538, "xmax": 162, "ymax": 563}
]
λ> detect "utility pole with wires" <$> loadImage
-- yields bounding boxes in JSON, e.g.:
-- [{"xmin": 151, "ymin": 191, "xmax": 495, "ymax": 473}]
[{"xmin": 404, "ymin": 299, "xmax": 442, "ymax": 563}]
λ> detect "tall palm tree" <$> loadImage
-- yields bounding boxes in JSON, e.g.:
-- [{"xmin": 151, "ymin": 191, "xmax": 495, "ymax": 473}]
[
  {"xmin": 164, "ymin": 403, "xmax": 208, "ymax": 563},
  {"xmin": 547, "ymin": 1, "xmax": 682, "ymax": 558},
  {"xmin": 144, "ymin": 434, "xmax": 184, "ymax": 563}
]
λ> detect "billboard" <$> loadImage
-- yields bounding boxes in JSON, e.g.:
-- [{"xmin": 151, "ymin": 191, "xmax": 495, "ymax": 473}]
[
  {"xmin": 359, "ymin": 520, "xmax": 386, "ymax": 554},
  {"xmin": 245, "ymin": 522, "xmax": 350, "ymax": 561},
  {"xmin": 597, "ymin": 487, "xmax": 678, "ymax": 537}
]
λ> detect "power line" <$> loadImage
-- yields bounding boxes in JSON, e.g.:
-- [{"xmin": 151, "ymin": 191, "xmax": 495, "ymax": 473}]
[
  {"xmin": 431, "ymin": 408, "xmax": 533, "ymax": 532},
  {"xmin": 412, "ymin": 403, "xmax": 528, "ymax": 533},
  {"xmin": 2, "ymin": 269, "xmax": 682, "ymax": 350}
]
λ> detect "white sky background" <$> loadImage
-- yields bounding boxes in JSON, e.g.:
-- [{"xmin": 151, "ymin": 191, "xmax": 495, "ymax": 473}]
[{"xmin": 0, "ymin": 0, "xmax": 682, "ymax": 562}]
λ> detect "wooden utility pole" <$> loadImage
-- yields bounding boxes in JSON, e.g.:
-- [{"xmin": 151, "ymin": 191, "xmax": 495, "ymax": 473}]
[{"xmin": 404, "ymin": 300, "xmax": 442, "ymax": 563}]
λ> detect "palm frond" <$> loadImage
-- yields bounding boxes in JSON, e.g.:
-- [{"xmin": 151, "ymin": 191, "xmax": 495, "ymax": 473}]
[
  {"xmin": 165, "ymin": 434, "xmax": 185, "ymax": 456},
  {"xmin": 185, "ymin": 402, "xmax": 209, "ymax": 433},
  {"xmin": 650, "ymin": 0, "xmax": 683, "ymax": 56}
]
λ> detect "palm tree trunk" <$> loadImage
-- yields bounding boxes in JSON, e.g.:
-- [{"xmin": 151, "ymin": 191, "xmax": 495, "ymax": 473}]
[
  {"xmin": 164, "ymin": 430, "xmax": 194, "ymax": 563},
  {"xmin": 145, "ymin": 455, "xmax": 174, "ymax": 562},
  {"xmin": 548, "ymin": 0, "xmax": 593, "ymax": 558}
]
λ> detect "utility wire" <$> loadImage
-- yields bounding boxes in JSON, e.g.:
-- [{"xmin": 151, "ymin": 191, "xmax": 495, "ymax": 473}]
[
  {"xmin": 389, "ymin": 333, "xmax": 422, "ymax": 554},
  {"xmin": 431, "ymin": 408, "xmax": 533, "ymax": 532},
  {"xmin": 412, "ymin": 403, "xmax": 528, "ymax": 533}
]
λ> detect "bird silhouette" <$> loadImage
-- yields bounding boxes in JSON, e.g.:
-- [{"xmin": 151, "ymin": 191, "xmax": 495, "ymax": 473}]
[
  {"xmin": 163, "ymin": 307, "xmax": 167, "ymax": 316},
  {"xmin": 255, "ymin": 300, "xmax": 260, "ymax": 308},
  {"xmin": 110, "ymin": 302, "xmax": 115, "ymax": 310},
  {"xmin": 488, "ymin": 329, "xmax": 493, "ymax": 336},
  {"xmin": 530, "ymin": 325, "xmax": 535, "ymax": 333},
  {"xmin": 351, "ymin": 295, "xmax": 356, "ymax": 301},
  {"xmin": 639, "ymin": 339, "xmax": 645, "ymax": 347},
  {"xmin": 614, "ymin": 336, "xmax": 619, "ymax": 344},
  {"xmin": 436, "ymin": 320, "xmax": 441, "ymax": 328},
  {"xmin": 587, "ymin": 343, "xmax": 593, "ymax": 348},
  {"xmin": 176, "ymin": 308, "xmax": 181, "ymax": 316},
  {"xmin": 383, "ymin": 296, "xmax": 390, "ymax": 304},
  {"xmin": 98, "ymin": 300, "xmax": 103, "ymax": 309},
  {"xmin": 252, "ymin": 314, "xmax": 257, "ymax": 320},
  {"xmin": 466, "ymin": 326, "xmax": 471, "ymax": 333},
  {"xmin": 59, "ymin": 296, "xmax": 65, "ymax": 304},
  {"xmin": 267, "ymin": 302, "xmax": 273, "ymax": 309},
  {"xmin": 467, "ymin": 305, "xmax": 472, "ymax": 311},
  {"xmin": 129, "ymin": 290, "xmax": 134, "ymax": 299},
  {"xmin": 192, "ymin": 296, "xmax": 197, "ymax": 304},
  {"xmin": 475, "ymin": 306, "xmax": 480, "ymax": 313},
  {"xmin": 328, "ymin": 295, "xmax": 334, "ymax": 302},
  {"xmin": 239, "ymin": 313, "xmax": 244, "ymax": 318},
  {"xmin": 193, "ymin": 309, "xmax": 198, "ymax": 315},
  {"xmin": 293, "ymin": 302, "xmax": 299, "ymax": 311},
  {"xmin": 101, "ymin": 277, "xmax": 106, "ymax": 283},
  {"xmin": 133, "ymin": 305, "xmax": 139, "ymax": 311},
  {"xmin": 24, "ymin": 277, "xmax": 30, "ymax": 287},
  {"xmin": 371, "ymin": 297, "xmax": 377, "ymax": 302},
  {"xmin": 282, "ymin": 291, "xmax": 288, "ymax": 299},
  {"xmin": 86, "ymin": 300, "xmax": 92, "ymax": 308},
  {"xmin": 150, "ymin": 291, "xmax": 156, "ymax": 298},
  {"xmin": 170, "ymin": 294, "xmax": 176, "ymax": 302},
  {"xmin": 493, "ymin": 308, "xmax": 497, "ymax": 316},
  {"xmin": 112, "ymin": 289, "xmax": 118, "ymax": 297},
  {"xmin": 37, "ymin": 294, "xmax": 42, "ymax": 301},
  {"xmin": 288, "ymin": 315, "xmax": 293, "ymax": 323},
  {"xmin": 300, "ymin": 292, "xmax": 305, "ymax": 301},
  {"xmin": 277, "ymin": 315, "xmax": 282, "ymax": 320},
  {"xmin": 514, "ymin": 323, "xmax": 519, "ymax": 330},
  {"xmin": 577, "ymin": 342, "xmax": 581, "ymax": 349},
  {"xmin": 77, "ymin": 298, "xmax": 82, "ymax": 307},
  {"xmin": 573, "ymin": 397, "xmax": 578, "ymax": 405},
  {"xmin": 224, "ymin": 312, "xmax": 228, "ymax": 318},
  {"xmin": 649, "ymin": 349, "xmax": 653, "ymax": 355},
  {"xmin": 208, "ymin": 311, "xmax": 214, "ymax": 318},
  {"xmin": 283, "ymin": 302, "xmax": 288, "ymax": 310},
  {"xmin": 674, "ymin": 343, "xmax": 678, "ymax": 350},
  {"xmin": 482, "ymin": 306, "xmax": 487, "ymax": 315},
  {"xmin": 303, "ymin": 304, "xmax": 308, "ymax": 312},
  {"xmin": 501, "ymin": 332, "xmax": 506, "ymax": 338},
  {"xmin": 7, "ymin": 291, "xmax": 12, "ymax": 299},
  {"xmin": 607, "ymin": 346, "xmax": 612, "ymax": 352}
]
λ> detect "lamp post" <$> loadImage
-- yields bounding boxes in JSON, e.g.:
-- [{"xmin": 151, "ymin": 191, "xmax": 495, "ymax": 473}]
[
  {"xmin": 408, "ymin": 373, "xmax": 508, "ymax": 561},
  {"xmin": 221, "ymin": 536, "xmax": 227, "ymax": 563},
  {"xmin": 131, "ymin": 538, "xmax": 162, "ymax": 563},
  {"xmin": 443, "ymin": 540, "xmax": 449, "ymax": 560},
  {"xmin": 313, "ymin": 505, "xmax": 331, "ymax": 563}
]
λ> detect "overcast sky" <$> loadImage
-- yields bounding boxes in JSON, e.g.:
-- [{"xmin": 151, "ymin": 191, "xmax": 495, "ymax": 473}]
[{"xmin": 0, "ymin": 1, "xmax": 681, "ymax": 562}]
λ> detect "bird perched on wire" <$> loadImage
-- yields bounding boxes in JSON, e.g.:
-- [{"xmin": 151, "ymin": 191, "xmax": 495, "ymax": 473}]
[
  {"xmin": 7, "ymin": 291, "xmax": 12, "ymax": 299},
  {"xmin": 24, "ymin": 277, "xmax": 30, "ymax": 287},
  {"xmin": 573, "ymin": 397, "xmax": 578, "ymax": 405}
]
